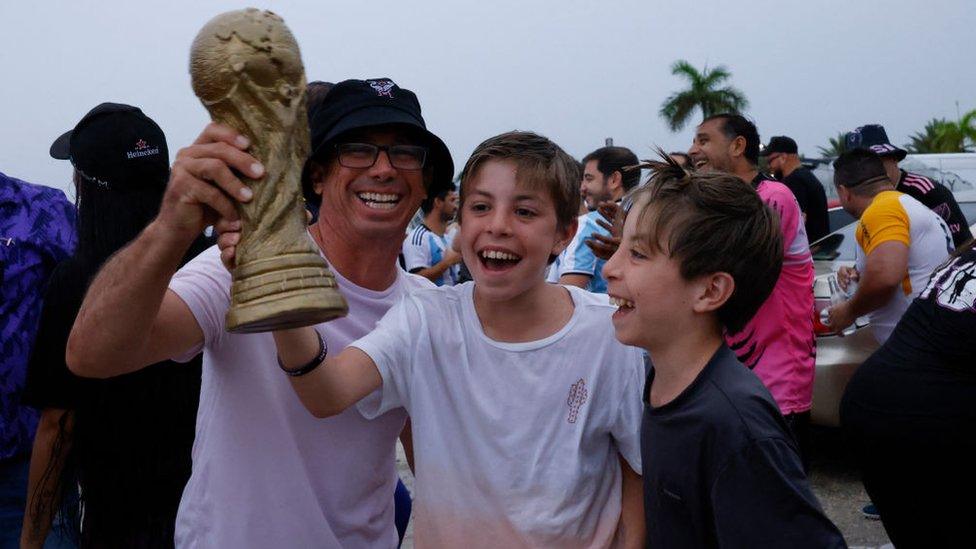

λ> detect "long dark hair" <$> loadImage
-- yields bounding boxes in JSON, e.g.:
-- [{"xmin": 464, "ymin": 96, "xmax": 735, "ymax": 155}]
[
  {"xmin": 72, "ymin": 170, "xmax": 167, "ymax": 266},
  {"xmin": 36, "ymin": 169, "xmax": 208, "ymax": 547}
]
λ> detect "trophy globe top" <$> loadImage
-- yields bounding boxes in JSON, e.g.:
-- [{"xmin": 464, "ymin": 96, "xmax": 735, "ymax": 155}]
[{"xmin": 189, "ymin": 8, "xmax": 305, "ymax": 106}]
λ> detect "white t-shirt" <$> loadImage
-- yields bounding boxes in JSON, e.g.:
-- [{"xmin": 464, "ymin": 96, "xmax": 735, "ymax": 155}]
[
  {"xmin": 168, "ymin": 244, "xmax": 432, "ymax": 548},
  {"xmin": 854, "ymin": 191, "xmax": 953, "ymax": 343},
  {"xmin": 351, "ymin": 282, "xmax": 644, "ymax": 548}
]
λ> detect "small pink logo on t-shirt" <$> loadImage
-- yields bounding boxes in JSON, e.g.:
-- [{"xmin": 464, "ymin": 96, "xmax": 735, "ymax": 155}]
[{"xmin": 567, "ymin": 379, "xmax": 588, "ymax": 423}]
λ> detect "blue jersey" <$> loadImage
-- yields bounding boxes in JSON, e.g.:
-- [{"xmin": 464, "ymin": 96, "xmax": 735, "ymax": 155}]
[
  {"xmin": 1, "ymin": 172, "xmax": 75, "ymax": 459},
  {"xmin": 557, "ymin": 211, "xmax": 609, "ymax": 293},
  {"xmin": 403, "ymin": 224, "xmax": 456, "ymax": 286}
]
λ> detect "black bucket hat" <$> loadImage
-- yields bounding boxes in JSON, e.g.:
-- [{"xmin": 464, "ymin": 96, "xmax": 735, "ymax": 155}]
[
  {"xmin": 304, "ymin": 78, "xmax": 454, "ymax": 206},
  {"xmin": 50, "ymin": 102, "xmax": 169, "ymax": 189},
  {"xmin": 844, "ymin": 124, "xmax": 908, "ymax": 162}
]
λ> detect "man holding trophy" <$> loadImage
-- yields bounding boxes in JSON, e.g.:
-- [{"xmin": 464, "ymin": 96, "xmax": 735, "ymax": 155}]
[{"xmin": 67, "ymin": 9, "xmax": 453, "ymax": 547}]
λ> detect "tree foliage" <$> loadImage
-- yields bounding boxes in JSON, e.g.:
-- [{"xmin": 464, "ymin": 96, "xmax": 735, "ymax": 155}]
[
  {"xmin": 659, "ymin": 60, "xmax": 749, "ymax": 132},
  {"xmin": 905, "ymin": 112, "xmax": 976, "ymax": 153},
  {"xmin": 817, "ymin": 133, "xmax": 847, "ymax": 159}
]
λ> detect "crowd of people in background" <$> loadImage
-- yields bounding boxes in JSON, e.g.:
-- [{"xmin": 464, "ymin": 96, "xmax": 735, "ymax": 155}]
[{"xmin": 1, "ymin": 73, "xmax": 973, "ymax": 549}]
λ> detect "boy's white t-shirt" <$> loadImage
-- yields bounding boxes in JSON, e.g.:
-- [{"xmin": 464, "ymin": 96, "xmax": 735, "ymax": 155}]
[
  {"xmin": 351, "ymin": 282, "xmax": 644, "ymax": 548},
  {"xmin": 168, "ymin": 245, "xmax": 432, "ymax": 548}
]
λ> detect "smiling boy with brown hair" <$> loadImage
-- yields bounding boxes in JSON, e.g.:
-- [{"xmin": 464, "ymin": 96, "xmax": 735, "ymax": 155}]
[
  {"xmin": 603, "ymin": 156, "xmax": 845, "ymax": 548},
  {"xmin": 262, "ymin": 131, "xmax": 646, "ymax": 547}
]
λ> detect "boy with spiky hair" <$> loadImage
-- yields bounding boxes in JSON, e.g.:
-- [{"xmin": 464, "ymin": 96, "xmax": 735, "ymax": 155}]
[
  {"xmin": 603, "ymin": 155, "xmax": 845, "ymax": 548},
  {"xmin": 254, "ymin": 131, "xmax": 646, "ymax": 547}
]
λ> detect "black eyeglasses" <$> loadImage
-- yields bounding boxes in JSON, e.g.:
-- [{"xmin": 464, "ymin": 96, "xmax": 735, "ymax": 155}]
[{"xmin": 335, "ymin": 143, "xmax": 427, "ymax": 170}]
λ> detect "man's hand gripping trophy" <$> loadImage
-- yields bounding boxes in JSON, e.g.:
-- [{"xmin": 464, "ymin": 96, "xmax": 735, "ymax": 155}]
[{"xmin": 187, "ymin": 8, "xmax": 347, "ymax": 333}]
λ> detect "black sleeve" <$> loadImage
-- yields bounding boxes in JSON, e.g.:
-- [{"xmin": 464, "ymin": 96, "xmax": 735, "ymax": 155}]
[
  {"xmin": 943, "ymin": 196, "xmax": 974, "ymax": 248},
  {"xmin": 897, "ymin": 180, "xmax": 972, "ymax": 248},
  {"xmin": 924, "ymin": 186, "xmax": 972, "ymax": 248},
  {"xmin": 711, "ymin": 438, "xmax": 847, "ymax": 548},
  {"xmin": 784, "ymin": 175, "xmax": 810, "ymax": 213},
  {"xmin": 21, "ymin": 265, "xmax": 87, "ymax": 411}
]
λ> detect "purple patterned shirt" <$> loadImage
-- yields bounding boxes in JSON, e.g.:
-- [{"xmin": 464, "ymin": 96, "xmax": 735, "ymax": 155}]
[{"xmin": 1, "ymin": 171, "xmax": 75, "ymax": 460}]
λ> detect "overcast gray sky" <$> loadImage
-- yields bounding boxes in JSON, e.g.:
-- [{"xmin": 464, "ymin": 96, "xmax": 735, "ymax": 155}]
[{"xmin": 1, "ymin": 0, "xmax": 973, "ymax": 196}]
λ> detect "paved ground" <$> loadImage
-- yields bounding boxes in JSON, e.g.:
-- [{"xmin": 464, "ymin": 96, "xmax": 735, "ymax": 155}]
[
  {"xmin": 396, "ymin": 427, "xmax": 892, "ymax": 548},
  {"xmin": 807, "ymin": 427, "xmax": 892, "ymax": 548}
]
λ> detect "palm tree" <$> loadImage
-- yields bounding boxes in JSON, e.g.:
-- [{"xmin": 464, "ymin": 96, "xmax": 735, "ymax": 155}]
[
  {"xmin": 817, "ymin": 133, "xmax": 847, "ymax": 159},
  {"xmin": 906, "ymin": 119, "xmax": 954, "ymax": 153},
  {"xmin": 905, "ymin": 110, "xmax": 976, "ymax": 153},
  {"xmin": 906, "ymin": 117, "xmax": 973, "ymax": 153},
  {"xmin": 659, "ymin": 60, "xmax": 749, "ymax": 132},
  {"xmin": 962, "ymin": 109, "xmax": 976, "ymax": 147}
]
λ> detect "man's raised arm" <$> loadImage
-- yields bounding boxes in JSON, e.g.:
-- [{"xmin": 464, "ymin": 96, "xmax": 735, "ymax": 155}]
[{"xmin": 67, "ymin": 123, "xmax": 262, "ymax": 378}]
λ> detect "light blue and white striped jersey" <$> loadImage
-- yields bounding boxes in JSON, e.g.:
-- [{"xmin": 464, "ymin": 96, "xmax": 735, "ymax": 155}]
[
  {"xmin": 556, "ymin": 210, "xmax": 609, "ymax": 293},
  {"xmin": 402, "ymin": 224, "xmax": 457, "ymax": 286}
]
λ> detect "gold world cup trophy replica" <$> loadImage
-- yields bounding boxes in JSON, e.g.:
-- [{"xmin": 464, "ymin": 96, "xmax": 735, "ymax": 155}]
[{"xmin": 190, "ymin": 8, "xmax": 348, "ymax": 333}]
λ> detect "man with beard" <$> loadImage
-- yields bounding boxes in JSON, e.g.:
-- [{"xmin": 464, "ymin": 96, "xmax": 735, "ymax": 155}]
[
  {"xmin": 761, "ymin": 136, "xmax": 829, "ymax": 242},
  {"xmin": 402, "ymin": 184, "xmax": 461, "ymax": 286},
  {"xmin": 688, "ymin": 114, "xmax": 816, "ymax": 469},
  {"xmin": 827, "ymin": 149, "xmax": 952, "ymax": 344},
  {"xmin": 558, "ymin": 146, "xmax": 639, "ymax": 292}
]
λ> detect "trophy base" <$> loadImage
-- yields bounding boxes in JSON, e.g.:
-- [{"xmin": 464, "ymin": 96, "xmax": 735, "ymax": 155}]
[{"xmin": 226, "ymin": 252, "xmax": 349, "ymax": 334}]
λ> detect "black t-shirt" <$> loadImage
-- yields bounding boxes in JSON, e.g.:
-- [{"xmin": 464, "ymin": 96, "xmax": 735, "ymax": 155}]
[
  {"xmin": 897, "ymin": 170, "xmax": 973, "ymax": 249},
  {"xmin": 641, "ymin": 345, "xmax": 845, "ymax": 548},
  {"xmin": 783, "ymin": 167, "xmax": 830, "ymax": 243},
  {"xmin": 842, "ymin": 243, "xmax": 976, "ymax": 432},
  {"xmin": 21, "ymin": 251, "xmax": 204, "ymax": 545}
]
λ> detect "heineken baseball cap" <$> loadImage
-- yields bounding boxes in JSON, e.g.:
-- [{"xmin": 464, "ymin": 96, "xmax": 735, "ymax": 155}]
[{"xmin": 50, "ymin": 102, "xmax": 169, "ymax": 189}]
